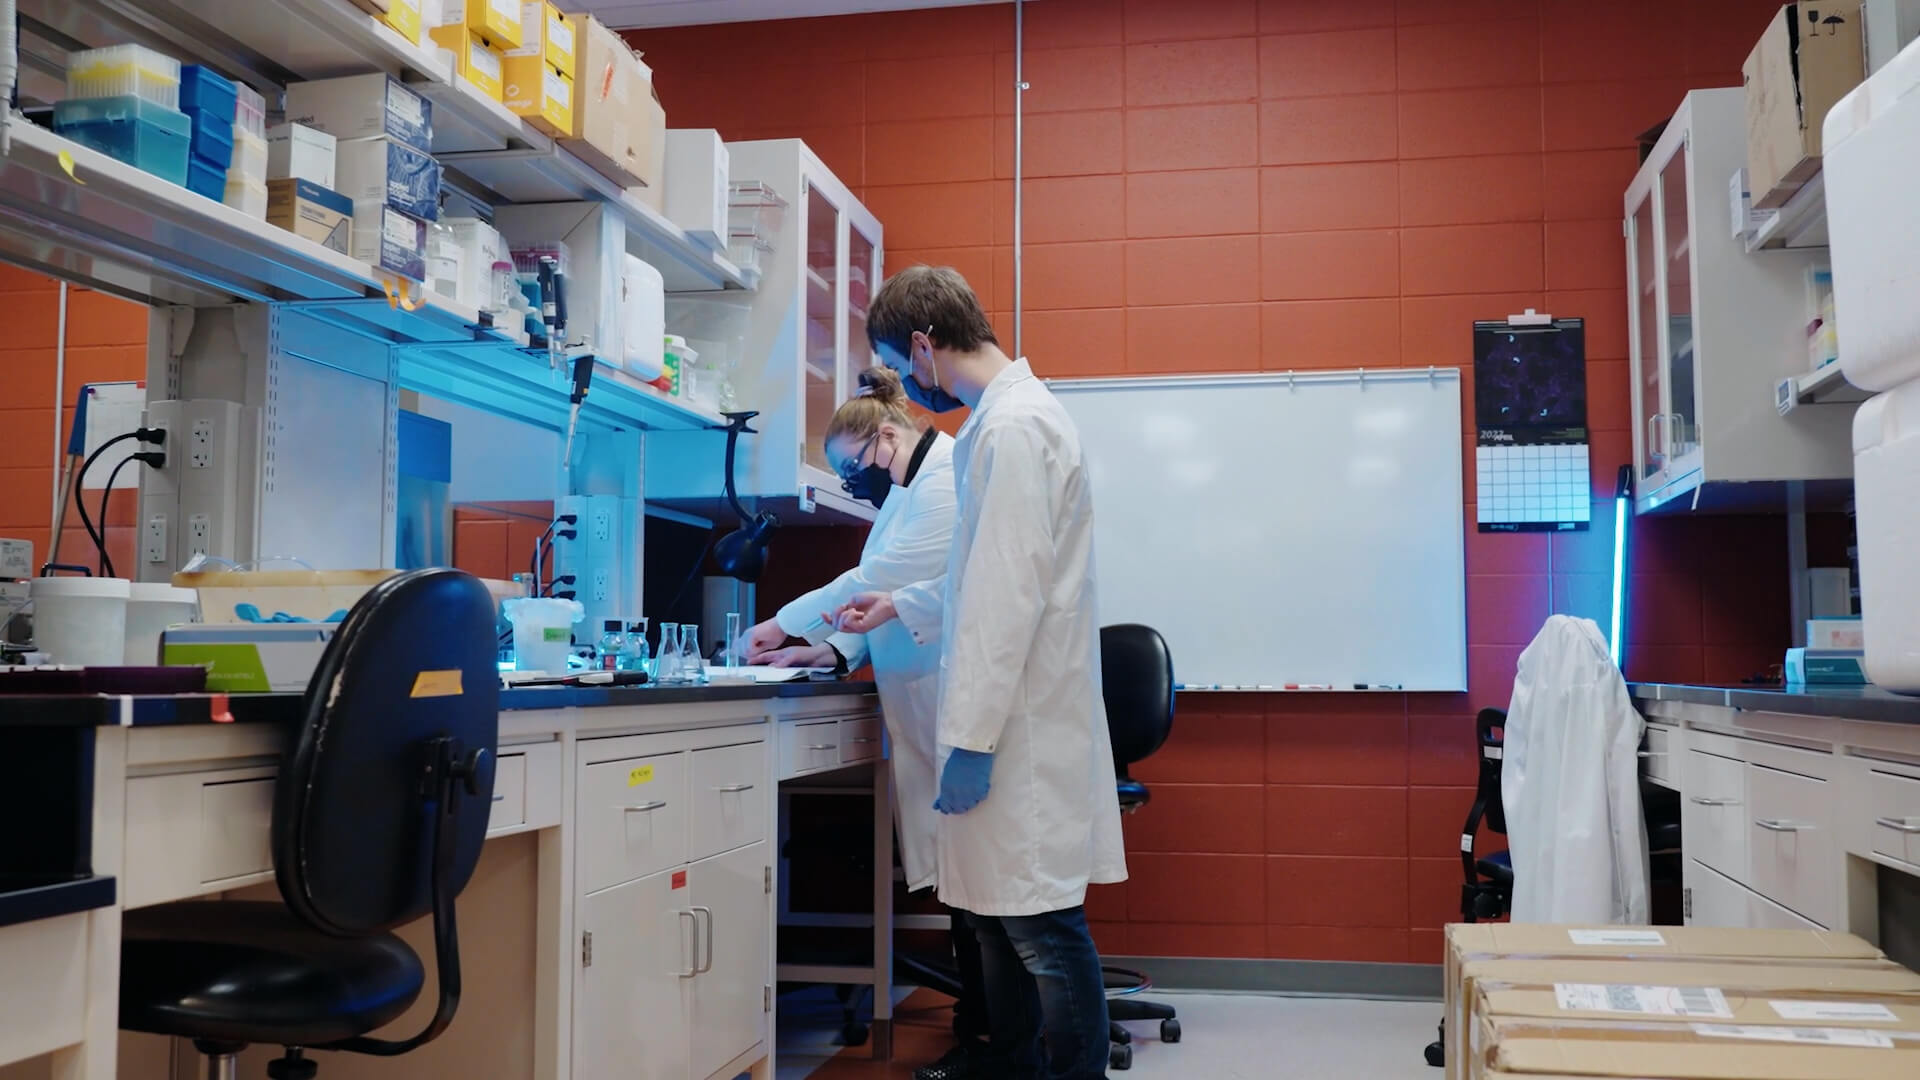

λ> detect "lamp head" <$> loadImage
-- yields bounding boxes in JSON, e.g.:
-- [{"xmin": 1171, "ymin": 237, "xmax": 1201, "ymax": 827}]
[{"xmin": 714, "ymin": 511, "xmax": 776, "ymax": 582}]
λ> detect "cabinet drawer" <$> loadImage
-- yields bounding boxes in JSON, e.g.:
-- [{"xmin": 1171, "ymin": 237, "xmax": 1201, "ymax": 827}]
[
  {"xmin": 488, "ymin": 752, "xmax": 528, "ymax": 833},
  {"xmin": 1869, "ymin": 769, "xmax": 1920, "ymax": 869},
  {"xmin": 0, "ymin": 912, "xmax": 87, "ymax": 1063},
  {"xmin": 782, "ymin": 720, "xmax": 841, "ymax": 778},
  {"xmin": 1746, "ymin": 761, "xmax": 1837, "ymax": 929},
  {"xmin": 1643, "ymin": 725, "xmax": 1676, "ymax": 787},
  {"xmin": 1682, "ymin": 750, "xmax": 1749, "ymax": 884},
  {"xmin": 689, "ymin": 740, "xmax": 768, "ymax": 861},
  {"xmin": 580, "ymin": 752, "xmax": 688, "ymax": 894},
  {"xmin": 125, "ymin": 767, "xmax": 277, "ymax": 908},
  {"xmin": 840, "ymin": 716, "xmax": 882, "ymax": 763},
  {"xmin": 1685, "ymin": 859, "xmax": 1750, "ymax": 928}
]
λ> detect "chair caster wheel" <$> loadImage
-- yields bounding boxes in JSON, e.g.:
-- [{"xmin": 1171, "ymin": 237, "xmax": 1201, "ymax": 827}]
[
  {"xmin": 1112, "ymin": 1026, "xmax": 1132, "ymax": 1044},
  {"xmin": 1160, "ymin": 1018, "xmax": 1182, "ymax": 1044},
  {"xmin": 1425, "ymin": 1040, "xmax": 1445, "ymax": 1067},
  {"xmin": 1110, "ymin": 1042, "xmax": 1133, "ymax": 1071},
  {"xmin": 841, "ymin": 1022, "xmax": 870, "ymax": 1048}
]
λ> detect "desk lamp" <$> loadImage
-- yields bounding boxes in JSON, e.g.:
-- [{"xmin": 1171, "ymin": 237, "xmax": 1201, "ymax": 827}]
[{"xmin": 714, "ymin": 411, "xmax": 776, "ymax": 582}]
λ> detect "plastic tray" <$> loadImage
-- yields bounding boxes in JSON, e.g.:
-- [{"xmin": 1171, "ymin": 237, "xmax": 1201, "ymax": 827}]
[
  {"xmin": 224, "ymin": 175, "xmax": 267, "ymax": 220},
  {"xmin": 186, "ymin": 157, "xmax": 226, "ymax": 201},
  {"xmin": 179, "ymin": 65, "xmax": 237, "ymax": 122},
  {"xmin": 228, "ymin": 127, "xmax": 268, "ymax": 182},
  {"xmin": 66, "ymin": 44, "xmax": 182, "ymax": 110},
  {"xmin": 234, "ymin": 83, "xmax": 267, "ymax": 142},
  {"xmin": 52, "ymin": 95, "xmax": 191, "ymax": 187},
  {"xmin": 186, "ymin": 107, "xmax": 235, "ymax": 169}
]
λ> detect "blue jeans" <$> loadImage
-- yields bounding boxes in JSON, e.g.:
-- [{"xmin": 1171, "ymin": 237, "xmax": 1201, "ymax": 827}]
[{"xmin": 964, "ymin": 906, "xmax": 1110, "ymax": 1080}]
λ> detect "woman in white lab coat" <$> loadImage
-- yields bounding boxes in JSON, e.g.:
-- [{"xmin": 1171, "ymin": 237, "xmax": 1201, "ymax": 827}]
[{"xmin": 738, "ymin": 369, "xmax": 989, "ymax": 1078}]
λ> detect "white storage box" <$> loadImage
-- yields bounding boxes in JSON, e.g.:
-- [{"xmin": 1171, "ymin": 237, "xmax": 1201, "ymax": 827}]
[
  {"xmin": 1826, "ymin": 32, "xmax": 1920, "ymax": 392},
  {"xmin": 162, "ymin": 622, "xmax": 338, "ymax": 692},
  {"xmin": 334, "ymin": 136, "xmax": 442, "ymax": 220},
  {"xmin": 267, "ymin": 123, "xmax": 337, "ymax": 188},
  {"xmin": 664, "ymin": 129, "xmax": 729, "ymax": 250},
  {"xmin": 351, "ymin": 201, "xmax": 429, "ymax": 282},
  {"xmin": 1853, "ymin": 377, "xmax": 1920, "ymax": 693},
  {"xmin": 622, "ymin": 254, "xmax": 664, "ymax": 379},
  {"xmin": 284, "ymin": 74, "xmax": 432, "ymax": 153}
]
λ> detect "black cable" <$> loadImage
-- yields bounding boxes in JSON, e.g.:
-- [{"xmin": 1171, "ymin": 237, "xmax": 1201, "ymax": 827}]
[
  {"xmin": 94, "ymin": 457, "xmax": 137, "ymax": 577},
  {"xmin": 73, "ymin": 432, "xmax": 141, "ymax": 575}
]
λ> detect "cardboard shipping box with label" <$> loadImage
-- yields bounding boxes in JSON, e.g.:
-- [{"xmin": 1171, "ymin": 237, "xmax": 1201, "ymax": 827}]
[
  {"xmin": 1443, "ymin": 924, "xmax": 1888, "ymax": 1080},
  {"xmin": 1478, "ymin": 1015, "xmax": 1920, "ymax": 1080},
  {"xmin": 564, "ymin": 15, "xmax": 665, "ymax": 197},
  {"xmin": 266, "ymin": 178, "xmax": 353, "ymax": 256},
  {"xmin": 1744, "ymin": 3, "xmax": 1866, "ymax": 208}
]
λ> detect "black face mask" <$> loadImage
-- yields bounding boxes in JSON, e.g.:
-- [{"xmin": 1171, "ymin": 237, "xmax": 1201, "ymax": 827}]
[{"xmin": 844, "ymin": 463, "xmax": 893, "ymax": 509}]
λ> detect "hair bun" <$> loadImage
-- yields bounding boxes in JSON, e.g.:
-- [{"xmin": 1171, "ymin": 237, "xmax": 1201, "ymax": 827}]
[{"xmin": 857, "ymin": 366, "xmax": 906, "ymax": 403}]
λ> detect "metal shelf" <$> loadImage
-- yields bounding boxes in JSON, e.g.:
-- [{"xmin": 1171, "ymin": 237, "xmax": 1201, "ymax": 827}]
[
  {"xmin": 399, "ymin": 348, "xmax": 723, "ymax": 434},
  {"xmin": 1748, "ymin": 171, "xmax": 1829, "ymax": 252},
  {"xmin": 1776, "ymin": 362, "xmax": 1869, "ymax": 414}
]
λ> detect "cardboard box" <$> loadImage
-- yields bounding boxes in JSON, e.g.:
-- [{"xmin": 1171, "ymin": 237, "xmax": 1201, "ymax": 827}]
[
  {"xmin": 562, "ymin": 15, "xmax": 662, "ymax": 190},
  {"xmin": 508, "ymin": 1, "xmax": 575, "ymax": 78},
  {"xmin": 351, "ymin": 201, "xmax": 428, "ymax": 282},
  {"xmin": 1808, "ymin": 615, "xmax": 1865, "ymax": 650},
  {"xmin": 502, "ymin": 59, "xmax": 572, "ymax": 137},
  {"xmin": 664, "ymin": 128, "xmax": 729, "ymax": 249},
  {"xmin": 162, "ymin": 623, "xmax": 339, "ymax": 693},
  {"xmin": 285, "ymin": 74, "xmax": 432, "ymax": 154},
  {"xmin": 1744, "ymin": 3, "xmax": 1866, "ymax": 208},
  {"xmin": 266, "ymin": 122, "xmax": 336, "ymax": 188},
  {"xmin": 451, "ymin": 0, "xmax": 523, "ymax": 50},
  {"xmin": 334, "ymin": 136, "xmax": 442, "ymax": 220},
  {"xmin": 430, "ymin": 27, "xmax": 506, "ymax": 102},
  {"xmin": 266, "ymin": 178, "xmax": 353, "ymax": 255},
  {"xmin": 1443, "ymin": 925, "xmax": 1888, "ymax": 1080},
  {"xmin": 1481, "ymin": 1021, "xmax": 1920, "ymax": 1080},
  {"xmin": 383, "ymin": 0, "xmax": 422, "ymax": 43},
  {"xmin": 633, "ymin": 84, "xmax": 667, "ymax": 211},
  {"xmin": 1480, "ymin": 982, "xmax": 1920, "ymax": 1032}
]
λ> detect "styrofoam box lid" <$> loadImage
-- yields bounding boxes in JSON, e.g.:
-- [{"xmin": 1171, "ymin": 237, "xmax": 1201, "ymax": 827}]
[
  {"xmin": 1855, "ymin": 376, "xmax": 1920, "ymax": 453},
  {"xmin": 32, "ymin": 576, "xmax": 132, "ymax": 599},
  {"xmin": 129, "ymin": 583, "xmax": 199, "ymax": 604},
  {"xmin": 1825, "ymin": 31, "xmax": 1920, "ymax": 153}
]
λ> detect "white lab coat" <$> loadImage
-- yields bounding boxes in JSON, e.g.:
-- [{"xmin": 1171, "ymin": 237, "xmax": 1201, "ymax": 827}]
[
  {"xmin": 776, "ymin": 432, "xmax": 957, "ymax": 892},
  {"xmin": 892, "ymin": 360, "xmax": 1129, "ymax": 917},
  {"xmin": 1503, "ymin": 614, "xmax": 1650, "ymax": 924}
]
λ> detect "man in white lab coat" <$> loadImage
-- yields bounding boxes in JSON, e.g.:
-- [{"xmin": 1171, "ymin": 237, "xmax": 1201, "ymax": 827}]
[{"xmin": 835, "ymin": 266, "xmax": 1128, "ymax": 1080}]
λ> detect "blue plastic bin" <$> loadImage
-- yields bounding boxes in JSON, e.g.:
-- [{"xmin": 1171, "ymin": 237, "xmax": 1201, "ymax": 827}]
[
  {"xmin": 181, "ymin": 66, "xmax": 237, "ymax": 170},
  {"xmin": 185, "ymin": 107, "xmax": 235, "ymax": 168},
  {"xmin": 52, "ymin": 95, "xmax": 191, "ymax": 188},
  {"xmin": 185, "ymin": 157, "xmax": 226, "ymax": 201}
]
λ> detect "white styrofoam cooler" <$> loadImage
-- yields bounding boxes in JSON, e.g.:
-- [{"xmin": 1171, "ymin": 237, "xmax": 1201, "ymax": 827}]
[
  {"xmin": 1853, "ymin": 378, "xmax": 1920, "ymax": 693},
  {"xmin": 1826, "ymin": 31, "xmax": 1920, "ymax": 392}
]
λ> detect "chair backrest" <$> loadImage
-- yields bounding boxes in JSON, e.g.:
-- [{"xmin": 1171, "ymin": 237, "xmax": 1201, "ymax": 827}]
[
  {"xmin": 1101, "ymin": 623, "xmax": 1175, "ymax": 769},
  {"xmin": 274, "ymin": 569, "xmax": 500, "ymax": 937},
  {"xmin": 1477, "ymin": 708, "xmax": 1507, "ymax": 836}
]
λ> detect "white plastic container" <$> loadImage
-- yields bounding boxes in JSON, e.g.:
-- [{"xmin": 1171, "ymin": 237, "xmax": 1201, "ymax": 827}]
[
  {"xmin": 29, "ymin": 576, "xmax": 132, "ymax": 667},
  {"xmin": 234, "ymin": 83, "xmax": 268, "ymax": 142},
  {"xmin": 65, "ymin": 44, "xmax": 182, "ymax": 109},
  {"xmin": 622, "ymin": 254, "xmax": 665, "ymax": 379},
  {"xmin": 1825, "ymin": 32, "xmax": 1920, "ymax": 392},
  {"xmin": 224, "ymin": 174, "xmax": 268, "ymax": 219},
  {"xmin": 229, "ymin": 127, "xmax": 269, "ymax": 184},
  {"xmin": 664, "ymin": 129, "xmax": 729, "ymax": 250},
  {"xmin": 503, "ymin": 596, "xmax": 582, "ymax": 673},
  {"xmin": 124, "ymin": 583, "xmax": 200, "ymax": 665},
  {"xmin": 1852, "ymin": 378, "xmax": 1920, "ymax": 693}
]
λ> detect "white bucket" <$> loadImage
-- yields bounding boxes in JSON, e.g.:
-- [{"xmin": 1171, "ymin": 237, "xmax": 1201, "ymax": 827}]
[
  {"xmin": 125, "ymin": 583, "xmax": 201, "ymax": 665},
  {"xmin": 30, "ymin": 576, "xmax": 132, "ymax": 666},
  {"xmin": 504, "ymin": 597, "xmax": 583, "ymax": 673}
]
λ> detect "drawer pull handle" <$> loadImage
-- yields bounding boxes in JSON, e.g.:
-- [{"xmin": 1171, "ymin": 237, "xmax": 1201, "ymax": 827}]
[
  {"xmin": 849, "ymin": 736, "xmax": 878, "ymax": 744},
  {"xmin": 491, "ymin": 795, "xmax": 507, "ymax": 802},
  {"xmin": 624, "ymin": 801, "xmax": 669, "ymax": 814},
  {"xmin": 1688, "ymin": 796, "xmax": 1738, "ymax": 807},
  {"xmin": 1756, "ymin": 818, "xmax": 1815, "ymax": 833},
  {"xmin": 1875, "ymin": 816, "xmax": 1920, "ymax": 834},
  {"xmin": 807, "ymin": 744, "xmax": 836, "ymax": 751},
  {"xmin": 715, "ymin": 783, "xmax": 756, "ymax": 793},
  {"xmin": 1637, "ymin": 751, "xmax": 1667, "ymax": 759}
]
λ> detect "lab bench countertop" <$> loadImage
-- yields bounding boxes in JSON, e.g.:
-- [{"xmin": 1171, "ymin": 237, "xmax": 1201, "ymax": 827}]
[
  {"xmin": 1630, "ymin": 681, "xmax": 1920, "ymax": 726},
  {"xmin": 0, "ymin": 678, "xmax": 879, "ymax": 729}
]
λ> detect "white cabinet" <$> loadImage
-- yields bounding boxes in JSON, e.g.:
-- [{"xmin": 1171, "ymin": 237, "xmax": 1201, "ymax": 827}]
[
  {"xmin": 1624, "ymin": 89, "xmax": 1853, "ymax": 513},
  {"xmin": 645, "ymin": 139, "xmax": 884, "ymax": 526},
  {"xmin": 572, "ymin": 726, "xmax": 772, "ymax": 1080}
]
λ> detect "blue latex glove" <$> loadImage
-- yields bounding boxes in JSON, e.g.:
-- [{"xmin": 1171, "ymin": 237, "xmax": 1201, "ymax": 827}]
[{"xmin": 934, "ymin": 749, "xmax": 994, "ymax": 815}]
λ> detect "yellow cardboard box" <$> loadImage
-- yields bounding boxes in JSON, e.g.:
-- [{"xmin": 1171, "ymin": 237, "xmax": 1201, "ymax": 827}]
[
  {"xmin": 378, "ymin": 0, "xmax": 422, "ymax": 44},
  {"xmin": 503, "ymin": 58, "xmax": 572, "ymax": 137},
  {"xmin": 508, "ymin": 2, "xmax": 575, "ymax": 79},
  {"xmin": 458, "ymin": 0, "xmax": 523, "ymax": 50},
  {"xmin": 430, "ymin": 27, "xmax": 505, "ymax": 102}
]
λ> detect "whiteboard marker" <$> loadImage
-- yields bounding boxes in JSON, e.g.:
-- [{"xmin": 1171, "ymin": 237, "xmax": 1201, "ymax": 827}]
[{"xmin": 1284, "ymin": 683, "xmax": 1334, "ymax": 690}]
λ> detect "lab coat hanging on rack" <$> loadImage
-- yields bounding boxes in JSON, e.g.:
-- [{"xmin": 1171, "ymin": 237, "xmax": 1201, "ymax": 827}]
[{"xmin": 1502, "ymin": 614, "xmax": 1650, "ymax": 924}]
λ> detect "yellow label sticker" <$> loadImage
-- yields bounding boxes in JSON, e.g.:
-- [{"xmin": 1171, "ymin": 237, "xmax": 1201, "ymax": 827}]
[
  {"xmin": 58, "ymin": 149, "xmax": 86, "ymax": 184},
  {"xmin": 410, "ymin": 669, "xmax": 464, "ymax": 698},
  {"xmin": 627, "ymin": 764, "xmax": 654, "ymax": 787}
]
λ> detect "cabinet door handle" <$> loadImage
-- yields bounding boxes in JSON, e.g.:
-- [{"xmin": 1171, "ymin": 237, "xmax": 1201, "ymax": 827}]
[
  {"xmin": 692, "ymin": 906, "xmax": 715, "ymax": 973},
  {"xmin": 1756, "ymin": 818, "xmax": 1814, "ymax": 833},
  {"xmin": 491, "ymin": 794, "xmax": 507, "ymax": 802},
  {"xmin": 849, "ymin": 736, "xmax": 878, "ymax": 744},
  {"xmin": 806, "ymin": 744, "xmax": 836, "ymax": 751},
  {"xmin": 1688, "ymin": 796, "xmax": 1737, "ymax": 807},
  {"xmin": 1637, "ymin": 751, "xmax": 1667, "ymax": 759},
  {"xmin": 715, "ymin": 782, "xmax": 756, "ymax": 793},
  {"xmin": 678, "ymin": 910, "xmax": 699, "ymax": 978},
  {"xmin": 624, "ymin": 800, "xmax": 668, "ymax": 814},
  {"xmin": 1875, "ymin": 816, "xmax": 1920, "ymax": 834}
]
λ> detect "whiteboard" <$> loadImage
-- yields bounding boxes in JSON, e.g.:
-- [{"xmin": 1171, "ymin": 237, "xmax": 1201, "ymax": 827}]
[{"xmin": 1052, "ymin": 370, "xmax": 1466, "ymax": 691}]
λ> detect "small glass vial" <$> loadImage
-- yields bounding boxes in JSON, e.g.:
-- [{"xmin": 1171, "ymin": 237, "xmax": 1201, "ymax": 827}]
[{"xmin": 597, "ymin": 620, "xmax": 625, "ymax": 671}]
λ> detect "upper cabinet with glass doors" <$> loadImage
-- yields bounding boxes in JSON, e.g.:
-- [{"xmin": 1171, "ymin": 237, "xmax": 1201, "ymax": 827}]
[
  {"xmin": 1623, "ymin": 90, "xmax": 1851, "ymax": 514},
  {"xmin": 645, "ymin": 140, "xmax": 884, "ymax": 525}
]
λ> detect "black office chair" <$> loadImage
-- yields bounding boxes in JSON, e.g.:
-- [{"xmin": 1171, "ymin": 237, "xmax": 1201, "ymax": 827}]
[
  {"xmin": 1100, "ymin": 623, "xmax": 1180, "ymax": 1072},
  {"xmin": 118, "ymin": 568, "xmax": 500, "ymax": 1079}
]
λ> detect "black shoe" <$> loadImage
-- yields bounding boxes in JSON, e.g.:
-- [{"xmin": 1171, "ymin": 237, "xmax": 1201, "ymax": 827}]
[{"xmin": 913, "ymin": 1041, "xmax": 986, "ymax": 1080}]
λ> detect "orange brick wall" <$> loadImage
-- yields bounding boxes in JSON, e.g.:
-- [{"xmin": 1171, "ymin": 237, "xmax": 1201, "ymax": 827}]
[
  {"xmin": 627, "ymin": 0, "xmax": 1803, "ymax": 964},
  {"xmin": 0, "ymin": 268, "xmax": 152, "ymax": 575}
]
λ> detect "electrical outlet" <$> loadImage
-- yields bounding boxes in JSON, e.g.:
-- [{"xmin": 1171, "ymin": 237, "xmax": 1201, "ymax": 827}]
[
  {"xmin": 592, "ymin": 506, "xmax": 613, "ymax": 543},
  {"xmin": 143, "ymin": 515, "xmax": 169, "ymax": 564},
  {"xmin": 188, "ymin": 514, "xmax": 211, "ymax": 558},
  {"xmin": 190, "ymin": 419, "xmax": 214, "ymax": 469},
  {"xmin": 592, "ymin": 569, "xmax": 610, "ymax": 602}
]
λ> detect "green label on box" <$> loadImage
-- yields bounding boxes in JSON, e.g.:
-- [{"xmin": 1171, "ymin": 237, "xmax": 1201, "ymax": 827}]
[
  {"xmin": 542, "ymin": 627, "xmax": 570, "ymax": 642},
  {"xmin": 163, "ymin": 643, "xmax": 272, "ymax": 693}
]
